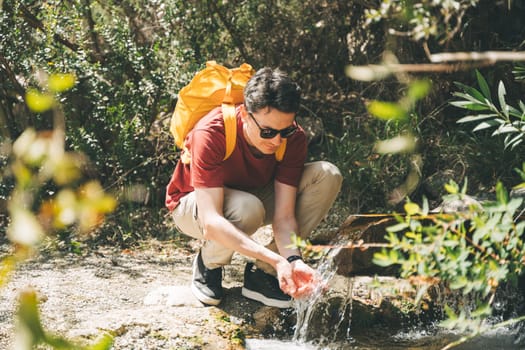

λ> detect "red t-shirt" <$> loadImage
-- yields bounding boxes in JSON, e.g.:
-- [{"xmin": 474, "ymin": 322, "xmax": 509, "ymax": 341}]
[{"xmin": 165, "ymin": 106, "xmax": 307, "ymax": 211}]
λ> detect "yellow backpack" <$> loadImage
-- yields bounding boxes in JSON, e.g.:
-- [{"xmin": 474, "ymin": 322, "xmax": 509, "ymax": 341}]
[{"xmin": 170, "ymin": 61, "xmax": 287, "ymax": 164}]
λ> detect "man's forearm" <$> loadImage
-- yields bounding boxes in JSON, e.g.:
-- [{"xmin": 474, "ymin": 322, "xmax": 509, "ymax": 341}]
[
  {"xmin": 272, "ymin": 220, "xmax": 302, "ymax": 259},
  {"xmin": 203, "ymin": 215, "xmax": 286, "ymax": 269}
]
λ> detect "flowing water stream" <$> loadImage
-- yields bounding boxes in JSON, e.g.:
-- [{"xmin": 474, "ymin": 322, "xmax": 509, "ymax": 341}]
[{"xmin": 245, "ymin": 238, "xmax": 525, "ymax": 350}]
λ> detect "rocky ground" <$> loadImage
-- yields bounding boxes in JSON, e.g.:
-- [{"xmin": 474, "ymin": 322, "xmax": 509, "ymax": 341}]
[{"xmin": 0, "ymin": 235, "xmax": 282, "ymax": 350}]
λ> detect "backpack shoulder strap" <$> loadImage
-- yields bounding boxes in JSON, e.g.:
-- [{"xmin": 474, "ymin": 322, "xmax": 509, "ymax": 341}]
[
  {"xmin": 221, "ymin": 103, "xmax": 237, "ymax": 160},
  {"xmin": 275, "ymin": 140, "xmax": 287, "ymax": 161}
]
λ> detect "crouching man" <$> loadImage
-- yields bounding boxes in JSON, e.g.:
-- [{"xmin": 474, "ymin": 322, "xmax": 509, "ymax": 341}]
[{"xmin": 165, "ymin": 67, "xmax": 342, "ymax": 308}]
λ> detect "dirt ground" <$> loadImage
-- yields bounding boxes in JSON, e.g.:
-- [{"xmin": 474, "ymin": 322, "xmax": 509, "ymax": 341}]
[{"xmin": 0, "ymin": 234, "xmax": 291, "ymax": 350}]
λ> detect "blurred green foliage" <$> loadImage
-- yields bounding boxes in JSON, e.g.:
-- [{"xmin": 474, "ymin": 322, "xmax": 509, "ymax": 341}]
[{"xmin": 1, "ymin": 73, "xmax": 115, "ymax": 349}]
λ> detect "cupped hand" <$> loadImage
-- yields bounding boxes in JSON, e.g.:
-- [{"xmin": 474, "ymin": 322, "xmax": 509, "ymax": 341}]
[
  {"xmin": 275, "ymin": 258, "xmax": 322, "ymax": 299},
  {"xmin": 289, "ymin": 259, "xmax": 320, "ymax": 299},
  {"xmin": 275, "ymin": 258, "xmax": 297, "ymax": 296}
]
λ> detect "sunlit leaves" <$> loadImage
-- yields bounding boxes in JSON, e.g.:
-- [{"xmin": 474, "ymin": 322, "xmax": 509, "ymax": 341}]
[
  {"xmin": 25, "ymin": 89, "xmax": 55, "ymax": 113},
  {"xmin": 367, "ymin": 101, "xmax": 408, "ymax": 121},
  {"xmin": 404, "ymin": 202, "xmax": 421, "ymax": 216},
  {"xmin": 48, "ymin": 73, "xmax": 76, "ymax": 93},
  {"xmin": 3, "ymin": 70, "xmax": 114, "ymax": 350},
  {"xmin": 7, "ymin": 106, "xmax": 116, "ymax": 250},
  {"xmin": 372, "ymin": 249, "xmax": 399, "ymax": 267},
  {"xmin": 25, "ymin": 73, "xmax": 76, "ymax": 113},
  {"xmin": 406, "ymin": 79, "xmax": 432, "ymax": 101},
  {"xmin": 453, "ymin": 70, "xmax": 525, "ymax": 150},
  {"xmin": 7, "ymin": 208, "xmax": 45, "ymax": 246},
  {"xmin": 0, "ymin": 256, "xmax": 17, "ymax": 287},
  {"xmin": 288, "ymin": 233, "xmax": 328, "ymax": 261},
  {"xmin": 374, "ymin": 135, "xmax": 416, "ymax": 154},
  {"xmin": 444, "ymin": 181, "xmax": 459, "ymax": 194},
  {"xmin": 363, "ymin": 78, "xmax": 430, "ymax": 156}
]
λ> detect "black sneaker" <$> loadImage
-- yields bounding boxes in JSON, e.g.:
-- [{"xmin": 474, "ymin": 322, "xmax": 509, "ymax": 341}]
[
  {"xmin": 191, "ymin": 251, "xmax": 223, "ymax": 306},
  {"xmin": 241, "ymin": 262, "xmax": 292, "ymax": 308}
]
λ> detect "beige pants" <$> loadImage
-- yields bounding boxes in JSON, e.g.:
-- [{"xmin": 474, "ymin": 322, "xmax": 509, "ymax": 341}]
[{"xmin": 171, "ymin": 161, "xmax": 342, "ymax": 272}]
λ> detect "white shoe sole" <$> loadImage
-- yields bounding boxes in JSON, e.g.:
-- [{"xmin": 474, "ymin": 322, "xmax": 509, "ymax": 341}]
[
  {"xmin": 241, "ymin": 287, "xmax": 292, "ymax": 308},
  {"xmin": 191, "ymin": 282, "xmax": 221, "ymax": 306}
]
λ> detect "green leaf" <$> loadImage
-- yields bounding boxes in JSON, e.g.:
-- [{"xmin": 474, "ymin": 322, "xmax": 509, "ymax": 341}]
[
  {"xmin": 454, "ymin": 81, "xmax": 485, "ymax": 103},
  {"xmin": 404, "ymin": 202, "xmax": 420, "ymax": 215},
  {"xmin": 519, "ymin": 100, "xmax": 525, "ymax": 114},
  {"xmin": 498, "ymin": 81, "xmax": 509, "ymax": 118},
  {"xmin": 490, "ymin": 229, "xmax": 506, "ymax": 243},
  {"xmin": 443, "ymin": 304, "xmax": 458, "ymax": 320},
  {"xmin": 505, "ymin": 134, "xmax": 523, "ymax": 150},
  {"xmin": 444, "ymin": 181, "xmax": 458, "ymax": 194},
  {"xmin": 495, "ymin": 182, "xmax": 508, "ymax": 204},
  {"xmin": 471, "ymin": 303, "xmax": 492, "ymax": 318},
  {"xmin": 449, "ymin": 100, "xmax": 490, "ymax": 111},
  {"xmin": 48, "ymin": 73, "xmax": 76, "ymax": 93},
  {"xmin": 492, "ymin": 124, "xmax": 518, "ymax": 136},
  {"xmin": 387, "ymin": 222, "xmax": 410, "ymax": 232},
  {"xmin": 373, "ymin": 251, "xmax": 395, "ymax": 267},
  {"xmin": 507, "ymin": 105, "xmax": 522, "ymax": 118},
  {"xmin": 476, "ymin": 70, "xmax": 491, "ymax": 101},
  {"xmin": 472, "ymin": 227, "xmax": 488, "ymax": 245},
  {"xmin": 450, "ymin": 276, "xmax": 468, "ymax": 290},
  {"xmin": 407, "ymin": 79, "xmax": 431, "ymax": 101},
  {"xmin": 17, "ymin": 290, "xmax": 47, "ymax": 344},
  {"xmin": 421, "ymin": 196, "xmax": 429, "ymax": 215},
  {"xmin": 472, "ymin": 119, "xmax": 501, "ymax": 132},
  {"xmin": 460, "ymin": 177, "xmax": 469, "ymax": 194},
  {"xmin": 453, "ymin": 91, "xmax": 490, "ymax": 106},
  {"xmin": 25, "ymin": 89, "xmax": 55, "ymax": 113},
  {"xmin": 516, "ymin": 221, "xmax": 525, "ymax": 236},
  {"xmin": 456, "ymin": 114, "xmax": 498, "ymax": 123},
  {"xmin": 367, "ymin": 101, "xmax": 408, "ymax": 121}
]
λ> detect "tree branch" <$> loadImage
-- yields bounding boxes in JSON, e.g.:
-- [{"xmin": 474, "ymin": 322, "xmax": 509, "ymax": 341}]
[
  {"xmin": 82, "ymin": 0, "xmax": 104, "ymax": 62},
  {"xmin": 0, "ymin": 54, "xmax": 26, "ymax": 96},
  {"xmin": 19, "ymin": 4, "xmax": 80, "ymax": 52},
  {"xmin": 430, "ymin": 51, "xmax": 525, "ymax": 63}
]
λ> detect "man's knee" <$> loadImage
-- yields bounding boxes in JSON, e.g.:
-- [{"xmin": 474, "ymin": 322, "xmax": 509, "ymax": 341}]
[
  {"xmin": 304, "ymin": 161, "xmax": 343, "ymax": 190},
  {"xmin": 224, "ymin": 192, "xmax": 265, "ymax": 234}
]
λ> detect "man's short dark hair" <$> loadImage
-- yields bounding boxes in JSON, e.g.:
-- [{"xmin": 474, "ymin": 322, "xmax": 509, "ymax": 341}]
[{"xmin": 243, "ymin": 67, "xmax": 301, "ymax": 114}]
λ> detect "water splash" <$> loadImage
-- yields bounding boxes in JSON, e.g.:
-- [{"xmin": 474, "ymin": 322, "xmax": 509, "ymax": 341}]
[{"xmin": 292, "ymin": 239, "xmax": 354, "ymax": 345}]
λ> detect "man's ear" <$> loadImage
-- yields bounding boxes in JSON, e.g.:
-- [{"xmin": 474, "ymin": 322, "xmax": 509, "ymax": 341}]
[{"xmin": 239, "ymin": 104, "xmax": 248, "ymax": 121}]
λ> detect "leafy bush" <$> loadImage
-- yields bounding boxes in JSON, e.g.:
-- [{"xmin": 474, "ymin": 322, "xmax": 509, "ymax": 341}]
[
  {"xmin": 373, "ymin": 180, "xmax": 524, "ymax": 334},
  {"xmin": 452, "ymin": 70, "xmax": 525, "ymax": 150}
]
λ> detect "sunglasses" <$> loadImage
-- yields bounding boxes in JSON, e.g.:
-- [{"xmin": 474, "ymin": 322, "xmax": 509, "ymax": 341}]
[{"xmin": 248, "ymin": 113, "xmax": 298, "ymax": 139}]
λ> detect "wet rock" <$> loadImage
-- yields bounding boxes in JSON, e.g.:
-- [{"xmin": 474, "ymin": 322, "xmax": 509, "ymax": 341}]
[
  {"xmin": 252, "ymin": 306, "xmax": 294, "ymax": 337},
  {"xmin": 289, "ymin": 275, "xmax": 437, "ymax": 342},
  {"xmin": 333, "ymin": 214, "xmax": 400, "ymax": 277}
]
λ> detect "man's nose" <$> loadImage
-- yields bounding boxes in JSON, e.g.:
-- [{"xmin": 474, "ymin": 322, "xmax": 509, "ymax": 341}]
[{"xmin": 270, "ymin": 134, "xmax": 282, "ymax": 146}]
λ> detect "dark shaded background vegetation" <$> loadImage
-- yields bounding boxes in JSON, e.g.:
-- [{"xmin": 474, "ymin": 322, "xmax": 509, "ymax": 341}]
[{"xmin": 1, "ymin": 0, "xmax": 524, "ymax": 247}]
